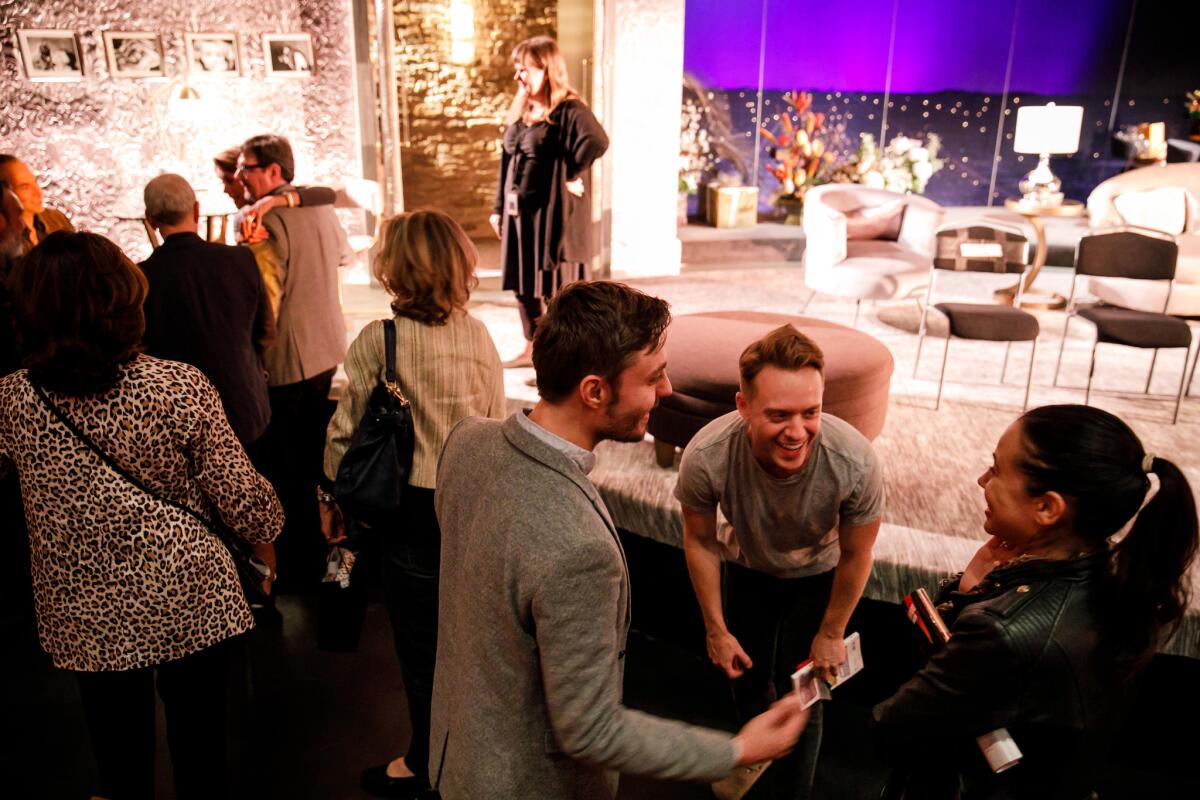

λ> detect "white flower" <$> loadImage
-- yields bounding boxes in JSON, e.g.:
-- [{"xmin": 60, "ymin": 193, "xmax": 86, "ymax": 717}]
[
  {"xmin": 909, "ymin": 146, "xmax": 929, "ymax": 163},
  {"xmin": 889, "ymin": 136, "xmax": 914, "ymax": 155},
  {"xmin": 862, "ymin": 170, "xmax": 885, "ymax": 189},
  {"xmin": 913, "ymin": 161, "xmax": 933, "ymax": 181}
]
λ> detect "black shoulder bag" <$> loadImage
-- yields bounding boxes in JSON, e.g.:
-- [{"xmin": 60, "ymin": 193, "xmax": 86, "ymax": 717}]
[
  {"xmin": 30, "ymin": 379, "xmax": 271, "ymax": 607},
  {"xmin": 333, "ymin": 318, "xmax": 415, "ymax": 537}
]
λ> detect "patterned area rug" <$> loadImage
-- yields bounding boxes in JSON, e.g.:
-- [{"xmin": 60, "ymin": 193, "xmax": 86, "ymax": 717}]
[{"xmin": 342, "ymin": 265, "xmax": 1200, "ymax": 655}]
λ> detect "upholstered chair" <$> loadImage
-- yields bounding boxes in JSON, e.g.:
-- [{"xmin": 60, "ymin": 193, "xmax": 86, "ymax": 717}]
[
  {"xmin": 802, "ymin": 184, "xmax": 944, "ymax": 324},
  {"xmin": 1085, "ymin": 163, "xmax": 1200, "ymax": 315}
]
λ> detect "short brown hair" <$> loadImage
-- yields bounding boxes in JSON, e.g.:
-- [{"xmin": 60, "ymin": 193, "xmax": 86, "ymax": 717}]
[
  {"xmin": 9, "ymin": 231, "xmax": 147, "ymax": 395},
  {"xmin": 739, "ymin": 324, "xmax": 824, "ymax": 393},
  {"xmin": 213, "ymin": 145, "xmax": 241, "ymax": 174},
  {"xmin": 241, "ymin": 134, "xmax": 295, "ymax": 182},
  {"xmin": 374, "ymin": 210, "xmax": 477, "ymax": 325},
  {"xmin": 533, "ymin": 281, "xmax": 671, "ymax": 403}
]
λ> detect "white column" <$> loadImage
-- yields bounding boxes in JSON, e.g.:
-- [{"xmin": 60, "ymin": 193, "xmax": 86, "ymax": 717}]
[{"xmin": 605, "ymin": 0, "xmax": 685, "ymax": 277}]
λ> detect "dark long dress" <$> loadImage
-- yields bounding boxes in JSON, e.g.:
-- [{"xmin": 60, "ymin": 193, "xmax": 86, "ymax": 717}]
[{"xmin": 495, "ymin": 98, "xmax": 609, "ymax": 299}]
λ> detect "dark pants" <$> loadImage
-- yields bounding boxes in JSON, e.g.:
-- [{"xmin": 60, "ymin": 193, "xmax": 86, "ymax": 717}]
[
  {"xmin": 515, "ymin": 294, "xmax": 544, "ymax": 341},
  {"xmin": 261, "ymin": 369, "xmax": 335, "ymax": 591},
  {"xmin": 380, "ymin": 485, "xmax": 440, "ymax": 781},
  {"xmin": 726, "ymin": 563, "xmax": 836, "ymax": 800},
  {"xmin": 75, "ymin": 637, "xmax": 236, "ymax": 800}
]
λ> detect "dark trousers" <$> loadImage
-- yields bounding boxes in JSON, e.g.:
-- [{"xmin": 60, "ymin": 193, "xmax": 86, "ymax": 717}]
[
  {"xmin": 74, "ymin": 637, "xmax": 236, "ymax": 800},
  {"xmin": 726, "ymin": 563, "xmax": 836, "ymax": 800},
  {"xmin": 515, "ymin": 294, "xmax": 544, "ymax": 341},
  {"xmin": 380, "ymin": 485, "xmax": 441, "ymax": 781},
  {"xmin": 260, "ymin": 368, "xmax": 335, "ymax": 591}
]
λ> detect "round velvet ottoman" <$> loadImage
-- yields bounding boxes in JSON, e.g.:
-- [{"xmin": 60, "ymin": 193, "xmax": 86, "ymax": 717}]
[{"xmin": 648, "ymin": 311, "xmax": 893, "ymax": 467}]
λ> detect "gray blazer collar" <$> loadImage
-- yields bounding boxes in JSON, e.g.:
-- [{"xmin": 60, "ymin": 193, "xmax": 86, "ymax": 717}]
[{"xmin": 501, "ymin": 413, "xmax": 616, "ymax": 534}]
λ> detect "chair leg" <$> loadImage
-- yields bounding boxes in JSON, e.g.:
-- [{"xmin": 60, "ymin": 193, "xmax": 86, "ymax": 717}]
[
  {"xmin": 1001, "ymin": 341, "xmax": 1013, "ymax": 384},
  {"xmin": 1173, "ymin": 346, "xmax": 1191, "ymax": 425},
  {"xmin": 1189, "ymin": 341, "xmax": 1200, "ymax": 398},
  {"xmin": 913, "ymin": 305, "xmax": 930, "ymax": 379},
  {"xmin": 853, "ymin": 299, "xmax": 862, "ymax": 328},
  {"xmin": 936, "ymin": 337, "xmax": 951, "ymax": 410},
  {"xmin": 1084, "ymin": 341, "xmax": 1099, "ymax": 406},
  {"xmin": 1145, "ymin": 349, "xmax": 1158, "ymax": 395},
  {"xmin": 1023, "ymin": 339, "xmax": 1037, "ymax": 411},
  {"xmin": 1053, "ymin": 315, "xmax": 1072, "ymax": 387},
  {"xmin": 800, "ymin": 288, "xmax": 817, "ymax": 314}
]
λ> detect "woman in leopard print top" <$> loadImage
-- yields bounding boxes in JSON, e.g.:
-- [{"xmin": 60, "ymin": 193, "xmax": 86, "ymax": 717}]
[{"xmin": 0, "ymin": 231, "xmax": 282, "ymax": 799}]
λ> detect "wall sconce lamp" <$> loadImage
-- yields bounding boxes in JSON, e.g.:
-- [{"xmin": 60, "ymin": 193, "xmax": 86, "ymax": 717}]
[
  {"xmin": 1013, "ymin": 103, "xmax": 1083, "ymax": 207},
  {"xmin": 449, "ymin": 0, "xmax": 475, "ymax": 66}
]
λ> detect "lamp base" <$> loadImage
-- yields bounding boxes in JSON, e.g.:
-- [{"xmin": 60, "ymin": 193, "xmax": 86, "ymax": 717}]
[{"xmin": 1018, "ymin": 154, "xmax": 1063, "ymax": 208}]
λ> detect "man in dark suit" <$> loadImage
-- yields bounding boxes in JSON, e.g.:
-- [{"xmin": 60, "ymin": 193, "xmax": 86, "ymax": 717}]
[
  {"xmin": 140, "ymin": 173, "xmax": 277, "ymax": 595},
  {"xmin": 140, "ymin": 173, "xmax": 274, "ymax": 449}
]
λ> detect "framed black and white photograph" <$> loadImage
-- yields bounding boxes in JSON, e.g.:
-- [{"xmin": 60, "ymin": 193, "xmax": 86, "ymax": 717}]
[
  {"xmin": 263, "ymin": 33, "xmax": 315, "ymax": 78},
  {"xmin": 184, "ymin": 32, "xmax": 242, "ymax": 77},
  {"xmin": 103, "ymin": 32, "xmax": 166, "ymax": 79},
  {"xmin": 16, "ymin": 29, "xmax": 85, "ymax": 82}
]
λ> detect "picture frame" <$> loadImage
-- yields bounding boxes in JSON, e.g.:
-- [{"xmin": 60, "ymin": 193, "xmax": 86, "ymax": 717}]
[
  {"xmin": 262, "ymin": 33, "xmax": 316, "ymax": 78},
  {"xmin": 102, "ymin": 31, "xmax": 167, "ymax": 79},
  {"xmin": 184, "ymin": 32, "xmax": 242, "ymax": 77},
  {"xmin": 16, "ymin": 29, "xmax": 85, "ymax": 82}
]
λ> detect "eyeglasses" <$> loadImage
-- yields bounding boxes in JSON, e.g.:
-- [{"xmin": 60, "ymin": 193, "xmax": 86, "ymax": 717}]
[{"xmin": 237, "ymin": 162, "xmax": 269, "ymax": 173}]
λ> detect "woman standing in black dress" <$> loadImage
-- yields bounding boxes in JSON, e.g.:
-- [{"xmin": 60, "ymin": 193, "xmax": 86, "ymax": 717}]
[{"xmin": 490, "ymin": 36, "xmax": 609, "ymax": 367}]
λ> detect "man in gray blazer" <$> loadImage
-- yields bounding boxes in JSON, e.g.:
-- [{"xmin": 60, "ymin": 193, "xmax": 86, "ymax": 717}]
[
  {"xmin": 237, "ymin": 133, "xmax": 352, "ymax": 590},
  {"xmin": 431, "ymin": 281, "xmax": 807, "ymax": 799}
]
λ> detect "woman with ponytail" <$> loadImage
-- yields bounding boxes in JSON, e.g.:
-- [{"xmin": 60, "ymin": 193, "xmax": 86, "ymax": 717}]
[{"xmin": 871, "ymin": 404, "xmax": 1198, "ymax": 798}]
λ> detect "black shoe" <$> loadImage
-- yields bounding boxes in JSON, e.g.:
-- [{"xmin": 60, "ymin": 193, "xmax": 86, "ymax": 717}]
[{"xmin": 360, "ymin": 765, "xmax": 432, "ymax": 799}]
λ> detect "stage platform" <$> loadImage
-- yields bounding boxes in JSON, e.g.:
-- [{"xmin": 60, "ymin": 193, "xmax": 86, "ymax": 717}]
[{"xmin": 679, "ymin": 204, "xmax": 1091, "ymax": 269}]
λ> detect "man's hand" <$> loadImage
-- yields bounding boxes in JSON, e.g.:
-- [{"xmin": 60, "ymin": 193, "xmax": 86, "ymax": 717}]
[
  {"xmin": 732, "ymin": 694, "xmax": 809, "ymax": 766},
  {"xmin": 707, "ymin": 629, "xmax": 753, "ymax": 679},
  {"xmin": 565, "ymin": 177, "xmax": 585, "ymax": 197},
  {"xmin": 809, "ymin": 630, "xmax": 846, "ymax": 684},
  {"xmin": 239, "ymin": 212, "xmax": 269, "ymax": 244},
  {"xmin": 318, "ymin": 499, "xmax": 347, "ymax": 545},
  {"xmin": 489, "ymin": 213, "xmax": 502, "ymax": 239}
]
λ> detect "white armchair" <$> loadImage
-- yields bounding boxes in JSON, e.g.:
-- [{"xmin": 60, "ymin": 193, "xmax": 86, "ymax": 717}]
[
  {"xmin": 802, "ymin": 185, "xmax": 944, "ymax": 322},
  {"xmin": 1085, "ymin": 163, "xmax": 1200, "ymax": 315}
]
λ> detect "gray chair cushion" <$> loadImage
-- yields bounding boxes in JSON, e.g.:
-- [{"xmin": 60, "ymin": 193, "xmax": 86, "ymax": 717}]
[
  {"xmin": 1077, "ymin": 305, "xmax": 1192, "ymax": 349},
  {"xmin": 934, "ymin": 303, "xmax": 1040, "ymax": 342}
]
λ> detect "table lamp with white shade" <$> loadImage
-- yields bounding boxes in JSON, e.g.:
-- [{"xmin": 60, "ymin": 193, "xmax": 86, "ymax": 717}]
[{"xmin": 1013, "ymin": 103, "xmax": 1083, "ymax": 208}]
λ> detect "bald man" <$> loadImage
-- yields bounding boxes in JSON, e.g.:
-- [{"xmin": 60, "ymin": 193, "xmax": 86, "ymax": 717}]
[{"xmin": 0, "ymin": 155, "xmax": 72, "ymax": 254}]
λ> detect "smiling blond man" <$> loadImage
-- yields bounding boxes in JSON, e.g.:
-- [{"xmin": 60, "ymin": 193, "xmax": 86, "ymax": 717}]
[{"xmin": 676, "ymin": 324, "xmax": 883, "ymax": 799}]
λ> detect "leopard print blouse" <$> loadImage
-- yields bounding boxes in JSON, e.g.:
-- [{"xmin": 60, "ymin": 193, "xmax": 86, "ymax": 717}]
[{"xmin": 0, "ymin": 355, "xmax": 283, "ymax": 672}]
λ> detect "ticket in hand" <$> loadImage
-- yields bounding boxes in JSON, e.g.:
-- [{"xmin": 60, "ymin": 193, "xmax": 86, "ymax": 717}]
[{"xmin": 790, "ymin": 632, "xmax": 864, "ymax": 709}]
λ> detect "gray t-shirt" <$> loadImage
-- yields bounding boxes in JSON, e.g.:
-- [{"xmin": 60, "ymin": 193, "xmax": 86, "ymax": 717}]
[{"xmin": 675, "ymin": 411, "xmax": 884, "ymax": 578}]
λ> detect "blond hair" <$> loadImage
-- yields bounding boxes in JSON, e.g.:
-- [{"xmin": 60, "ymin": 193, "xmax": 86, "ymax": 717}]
[
  {"xmin": 505, "ymin": 36, "xmax": 580, "ymax": 126},
  {"xmin": 739, "ymin": 325, "xmax": 825, "ymax": 394},
  {"xmin": 373, "ymin": 210, "xmax": 478, "ymax": 326}
]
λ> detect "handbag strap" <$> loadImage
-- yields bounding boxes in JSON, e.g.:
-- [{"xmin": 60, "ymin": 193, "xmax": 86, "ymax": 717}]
[
  {"xmin": 29, "ymin": 378, "xmax": 236, "ymax": 548},
  {"xmin": 382, "ymin": 318, "xmax": 409, "ymax": 406}
]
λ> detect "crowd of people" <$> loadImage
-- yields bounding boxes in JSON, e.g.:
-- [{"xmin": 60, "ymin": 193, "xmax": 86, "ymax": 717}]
[{"xmin": 0, "ymin": 34, "xmax": 1198, "ymax": 800}]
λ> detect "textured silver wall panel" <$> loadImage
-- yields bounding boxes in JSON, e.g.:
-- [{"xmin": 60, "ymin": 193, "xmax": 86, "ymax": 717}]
[{"xmin": 0, "ymin": 0, "xmax": 360, "ymax": 260}]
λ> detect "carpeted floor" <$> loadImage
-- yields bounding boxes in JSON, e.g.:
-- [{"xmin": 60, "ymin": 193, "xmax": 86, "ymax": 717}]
[{"xmin": 343, "ymin": 260, "xmax": 1200, "ymax": 653}]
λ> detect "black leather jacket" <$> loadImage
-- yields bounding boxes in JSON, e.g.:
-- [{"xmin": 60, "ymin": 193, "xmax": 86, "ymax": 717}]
[{"xmin": 871, "ymin": 551, "xmax": 1128, "ymax": 799}]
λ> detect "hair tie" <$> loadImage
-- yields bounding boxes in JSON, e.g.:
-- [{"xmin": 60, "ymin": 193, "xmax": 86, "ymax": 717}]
[
  {"xmin": 1142, "ymin": 453, "xmax": 1156, "ymax": 474},
  {"xmin": 1111, "ymin": 472, "xmax": 1161, "ymax": 544}
]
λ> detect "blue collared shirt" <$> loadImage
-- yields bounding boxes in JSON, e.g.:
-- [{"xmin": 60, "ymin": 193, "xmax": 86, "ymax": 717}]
[{"xmin": 516, "ymin": 408, "xmax": 596, "ymax": 476}]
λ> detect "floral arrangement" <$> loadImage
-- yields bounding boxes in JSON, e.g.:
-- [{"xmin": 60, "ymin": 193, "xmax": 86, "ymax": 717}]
[
  {"xmin": 759, "ymin": 91, "xmax": 839, "ymax": 202},
  {"xmin": 833, "ymin": 132, "xmax": 945, "ymax": 194},
  {"xmin": 1187, "ymin": 89, "xmax": 1200, "ymax": 119},
  {"xmin": 679, "ymin": 94, "xmax": 713, "ymax": 195}
]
